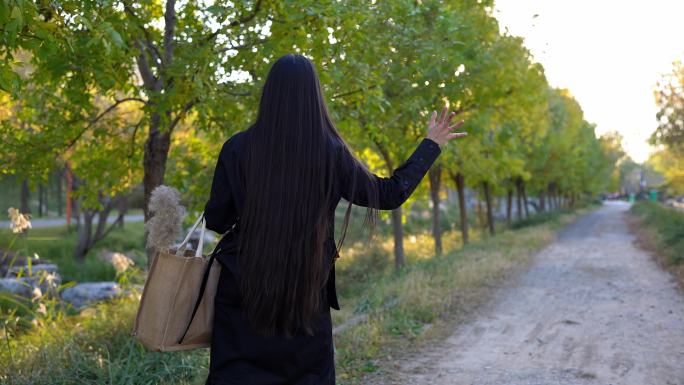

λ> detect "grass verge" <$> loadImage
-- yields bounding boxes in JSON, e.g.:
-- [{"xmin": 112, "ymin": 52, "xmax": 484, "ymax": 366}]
[
  {"xmin": 1, "ymin": 290, "xmax": 209, "ymax": 385},
  {"xmin": 628, "ymin": 201, "xmax": 684, "ymax": 291}
]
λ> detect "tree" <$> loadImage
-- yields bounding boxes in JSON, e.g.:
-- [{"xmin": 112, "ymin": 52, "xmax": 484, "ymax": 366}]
[
  {"xmin": 2, "ymin": 0, "xmax": 377, "ymax": 264},
  {"xmin": 649, "ymin": 59, "xmax": 684, "ymax": 195},
  {"xmin": 648, "ymin": 147, "xmax": 684, "ymax": 195},
  {"xmin": 599, "ymin": 131, "xmax": 626, "ymax": 193},
  {"xmin": 651, "ymin": 60, "xmax": 684, "ymax": 149}
]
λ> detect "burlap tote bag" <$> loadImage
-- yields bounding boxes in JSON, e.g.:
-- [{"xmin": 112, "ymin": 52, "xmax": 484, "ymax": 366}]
[{"xmin": 132, "ymin": 213, "xmax": 222, "ymax": 352}]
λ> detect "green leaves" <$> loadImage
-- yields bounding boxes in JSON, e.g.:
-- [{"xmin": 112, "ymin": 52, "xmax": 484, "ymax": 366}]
[
  {"xmin": 0, "ymin": 0, "xmax": 617, "ymax": 212},
  {"xmin": 101, "ymin": 22, "xmax": 125, "ymax": 48},
  {"xmin": 0, "ymin": 64, "xmax": 19, "ymax": 93}
]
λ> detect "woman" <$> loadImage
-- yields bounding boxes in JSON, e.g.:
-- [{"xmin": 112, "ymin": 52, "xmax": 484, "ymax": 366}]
[{"xmin": 203, "ymin": 53, "xmax": 466, "ymax": 385}]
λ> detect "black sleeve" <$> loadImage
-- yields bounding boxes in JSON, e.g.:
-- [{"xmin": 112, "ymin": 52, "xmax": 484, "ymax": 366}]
[
  {"xmin": 204, "ymin": 140, "xmax": 239, "ymax": 234},
  {"xmin": 337, "ymin": 138, "xmax": 442, "ymax": 210}
]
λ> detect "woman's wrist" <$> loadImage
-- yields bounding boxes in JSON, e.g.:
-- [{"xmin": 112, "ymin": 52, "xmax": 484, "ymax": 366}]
[{"xmin": 425, "ymin": 136, "xmax": 441, "ymax": 148}]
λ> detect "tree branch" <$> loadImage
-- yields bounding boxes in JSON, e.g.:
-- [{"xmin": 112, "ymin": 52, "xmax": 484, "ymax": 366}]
[
  {"xmin": 215, "ymin": 37, "xmax": 269, "ymax": 53},
  {"xmin": 135, "ymin": 40, "xmax": 159, "ymax": 91},
  {"xmin": 332, "ymin": 85, "xmax": 378, "ymax": 99},
  {"xmin": 66, "ymin": 97, "xmax": 148, "ymax": 150},
  {"xmin": 122, "ymin": 2, "xmax": 162, "ymax": 68},
  {"xmin": 128, "ymin": 118, "xmax": 144, "ymax": 159},
  {"xmin": 222, "ymin": 90, "xmax": 252, "ymax": 97},
  {"xmin": 201, "ymin": 0, "xmax": 264, "ymax": 44},
  {"xmin": 0, "ymin": 28, "xmax": 43, "ymax": 41},
  {"xmin": 168, "ymin": 100, "xmax": 196, "ymax": 132},
  {"xmin": 372, "ymin": 137, "xmax": 394, "ymax": 172},
  {"xmin": 163, "ymin": 0, "xmax": 177, "ymax": 66}
]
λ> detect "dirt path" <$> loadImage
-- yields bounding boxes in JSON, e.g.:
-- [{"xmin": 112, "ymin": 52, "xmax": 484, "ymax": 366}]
[
  {"xmin": 380, "ymin": 202, "xmax": 684, "ymax": 385},
  {"xmin": 0, "ymin": 214, "xmax": 144, "ymax": 229}
]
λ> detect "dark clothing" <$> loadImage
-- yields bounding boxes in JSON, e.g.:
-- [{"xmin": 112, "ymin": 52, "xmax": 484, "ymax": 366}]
[{"xmin": 204, "ymin": 128, "xmax": 441, "ymax": 384}]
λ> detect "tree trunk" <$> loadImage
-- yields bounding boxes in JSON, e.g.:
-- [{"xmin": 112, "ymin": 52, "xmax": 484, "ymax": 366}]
[
  {"xmin": 539, "ymin": 189, "xmax": 546, "ymax": 212},
  {"xmin": 142, "ymin": 116, "xmax": 172, "ymax": 220},
  {"xmin": 515, "ymin": 179, "xmax": 523, "ymax": 220},
  {"xmin": 391, "ymin": 207, "xmax": 405, "ymax": 269},
  {"xmin": 74, "ymin": 196, "xmax": 118, "ymax": 261},
  {"xmin": 71, "ymin": 174, "xmax": 82, "ymax": 231},
  {"xmin": 452, "ymin": 172, "xmax": 469, "ymax": 245},
  {"xmin": 56, "ymin": 171, "xmax": 63, "ymax": 217},
  {"xmin": 506, "ymin": 187, "xmax": 513, "ymax": 226},
  {"xmin": 66, "ymin": 166, "xmax": 73, "ymax": 227},
  {"xmin": 38, "ymin": 184, "xmax": 45, "ymax": 217},
  {"xmin": 521, "ymin": 181, "xmax": 530, "ymax": 217},
  {"xmin": 74, "ymin": 210, "xmax": 94, "ymax": 262},
  {"xmin": 374, "ymin": 143, "xmax": 405, "ymax": 269},
  {"xmin": 116, "ymin": 195, "xmax": 128, "ymax": 228},
  {"xmin": 483, "ymin": 181, "xmax": 495, "ymax": 235},
  {"xmin": 428, "ymin": 165, "xmax": 442, "ymax": 256},
  {"xmin": 132, "ymin": 0, "xmax": 177, "ymax": 265},
  {"xmin": 142, "ymin": 116, "xmax": 172, "ymax": 266},
  {"xmin": 20, "ymin": 179, "xmax": 30, "ymax": 214}
]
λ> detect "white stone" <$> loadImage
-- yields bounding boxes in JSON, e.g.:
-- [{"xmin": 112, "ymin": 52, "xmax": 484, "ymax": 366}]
[{"xmin": 61, "ymin": 282, "xmax": 121, "ymax": 308}]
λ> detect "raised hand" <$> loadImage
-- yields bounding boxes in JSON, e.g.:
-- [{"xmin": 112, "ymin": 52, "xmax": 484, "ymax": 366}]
[{"xmin": 426, "ymin": 106, "xmax": 467, "ymax": 146}]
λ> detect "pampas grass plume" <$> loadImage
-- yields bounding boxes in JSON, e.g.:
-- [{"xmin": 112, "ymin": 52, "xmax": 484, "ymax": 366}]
[{"xmin": 146, "ymin": 185, "xmax": 187, "ymax": 250}]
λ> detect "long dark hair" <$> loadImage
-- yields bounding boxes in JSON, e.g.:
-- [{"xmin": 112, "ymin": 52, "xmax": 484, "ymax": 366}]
[{"xmin": 239, "ymin": 54, "xmax": 378, "ymax": 336}]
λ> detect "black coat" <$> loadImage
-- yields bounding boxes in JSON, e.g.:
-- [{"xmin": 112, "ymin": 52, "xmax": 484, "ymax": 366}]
[{"xmin": 203, "ymin": 128, "xmax": 441, "ymax": 385}]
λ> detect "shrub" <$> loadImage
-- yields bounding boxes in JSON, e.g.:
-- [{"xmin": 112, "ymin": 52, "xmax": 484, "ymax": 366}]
[{"xmin": 630, "ymin": 201, "xmax": 684, "ymax": 265}]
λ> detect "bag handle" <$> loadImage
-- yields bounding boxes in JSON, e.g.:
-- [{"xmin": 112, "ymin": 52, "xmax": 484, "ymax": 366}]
[
  {"xmin": 178, "ymin": 215, "xmax": 238, "ymax": 344},
  {"xmin": 178, "ymin": 244, "xmax": 221, "ymax": 345},
  {"xmin": 176, "ymin": 213, "xmax": 206, "ymax": 259}
]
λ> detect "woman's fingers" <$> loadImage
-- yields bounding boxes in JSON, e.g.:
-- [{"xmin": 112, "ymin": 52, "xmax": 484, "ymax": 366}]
[
  {"xmin": 447, "ymin": 132, "xmax": 468, "ymax": 139},
  {"xmin": 426, "ymin": 105, "xmax": 466, "ymax": 145},
  {"xmin": 445, "ymin": 111, "xmax": 457, "ymax": 128},
  {"xmin": 448, "ymin": 119, "xmax": 465, "ymax": 131}
]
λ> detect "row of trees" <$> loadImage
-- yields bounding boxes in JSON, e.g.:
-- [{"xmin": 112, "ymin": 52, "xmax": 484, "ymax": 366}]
[
  {"xmin": 648, "ymin": 60, "xmax": 684, "ymax": 194},
  {"xmin": 1, "ymin": 0, "xmax": 618, "ymax": 266}
]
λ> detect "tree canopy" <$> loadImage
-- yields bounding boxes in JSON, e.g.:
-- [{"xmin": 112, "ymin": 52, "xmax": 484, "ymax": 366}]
[{"xmin": 1, "ymin": 0, "xmax": 619, "ymax": 264}]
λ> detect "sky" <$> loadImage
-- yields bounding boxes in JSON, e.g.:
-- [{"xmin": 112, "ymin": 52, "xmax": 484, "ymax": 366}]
[{"xmin": 493, "ymin": 0, "xmax": 684, "ymax": 163}]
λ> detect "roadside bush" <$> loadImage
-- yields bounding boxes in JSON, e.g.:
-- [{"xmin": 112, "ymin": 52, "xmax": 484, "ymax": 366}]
[{"xmin": 630, "ymin": 201, "xmax": 684, "ymax": 265}]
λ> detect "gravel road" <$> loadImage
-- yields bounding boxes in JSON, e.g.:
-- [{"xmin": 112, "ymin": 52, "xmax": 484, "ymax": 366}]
[{"xmin": 382, "ymin": 201, "xmax": 684, "ymax": 385}]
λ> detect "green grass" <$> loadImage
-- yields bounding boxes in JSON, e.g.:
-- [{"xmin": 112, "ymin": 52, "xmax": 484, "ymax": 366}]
[
  {"xmin": 0, "ymin": 205, "xmax": 587, "ymax": 385},
  {"xmin": 629, "ymin": 201, "xmax": 684, "ymax": 265},
  {"xmin": 1, "ymin": 290, "xmax": 209, "ymax": 385},
  {"xmin": 0, "ymin": 221, "xmax": 147, "ymax": 282}
]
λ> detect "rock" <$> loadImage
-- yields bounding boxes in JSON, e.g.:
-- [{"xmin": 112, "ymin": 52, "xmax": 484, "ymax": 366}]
[
  {"xmin": 0, "ymin": 250, "xmax": 40, "ymax": 276},
  {"xmin": 0, "ymin": 268, "xmax": 61, "ymax": 299},
  {"xmin": 7, "ymin": 263, "xmax": 59, "ymax": 278},
  {"xmin": 61, "ymin": 282, "xmax": 121, "ymax": 308},
  {"xmin": 0, "ymin": 277, "xmax": 32, "ymax": 297}
]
